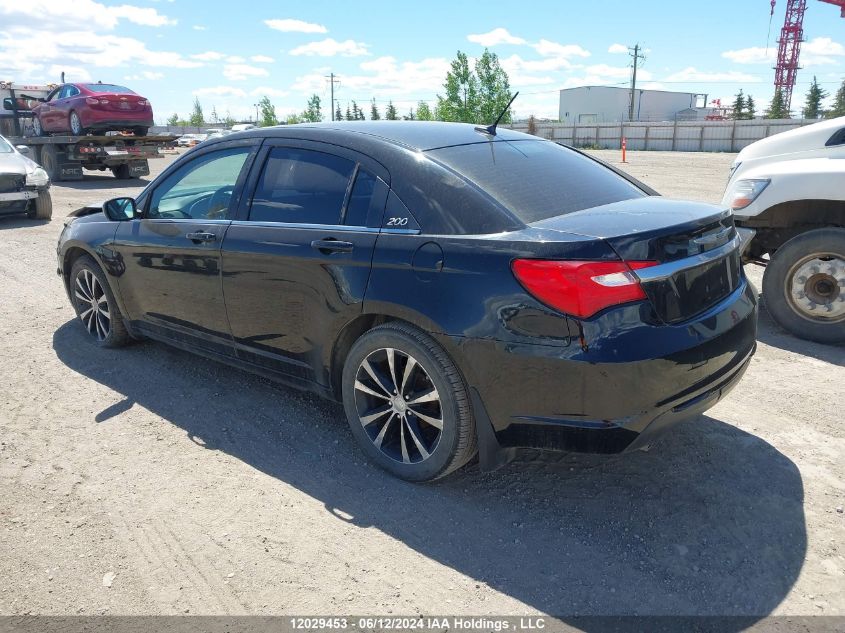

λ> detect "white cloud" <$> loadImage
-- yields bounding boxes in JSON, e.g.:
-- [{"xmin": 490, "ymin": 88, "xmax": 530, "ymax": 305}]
[
  {"xmin": 500, "ymin": 53, "xmax": 579, "ymax": 74},
  {"xmin": 250, "ymin": 87, "xmax": 289, "ymax": 98},
  {"xmin": 223, "ymin": 63, "xmax": 269, "ymax": 80},
  {"xmin": 193, "ymin": 86, "xmax": 247, "ymax": 98},
  {"xmin": 723, "ymin": 37, "xmax": 845, "ymax": 67},
  {"xmin": 721, "ymin": 46, "xmax": 774, "ymax": 65},
  {"xmin": 289, "ymin": 38, "xmax": 370, "ymax": 57},
  {"xmin": 124, "ymin": 70, "xmax": 164, "ymax": 80},
  {"xmin": 608, "ymin": 43, "xmax": 628, "ymax": 54},
  {"xmin": 251, "ymin": 55, "xmax": 275, "ymax": 63},
  {"xmin": 533, "ymin": 39, "xmax": 591, "ymax": 58},
  {"xmin": 664, "ymin": 67, "xmax": 761, "ymax": 82},
  {"xmin": 467, "ymin": 28, "xmax": 526, "ymax": 47},
  {"xmin": 51, "ymin": 65, "xmax": 92, "ymax": 82},
  {"xmin": 226, "ymin": 55, "xmax": 246, "ymax": 63},
  {"xmin": 193, "ymin": 25, "xmax": 206, "ymax": 31},
  {"xmin": 0, "ymin": 0, "xmax": 175, "ymax": 30},
  {"xmin": 191, "ymin": 51, "xmax": 226, "ymax": 61},
  {"xmin": 264, "ymin": 18, "xmax": 327, "ymax": 33}
]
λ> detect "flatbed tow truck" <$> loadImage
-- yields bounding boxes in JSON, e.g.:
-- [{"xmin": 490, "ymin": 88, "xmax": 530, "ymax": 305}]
[{"xmin": 1, "ymin": 81, "xmax": 174, "ymax": 181}]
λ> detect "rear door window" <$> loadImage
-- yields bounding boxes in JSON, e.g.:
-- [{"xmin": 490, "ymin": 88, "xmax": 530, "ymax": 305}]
[
  {"xmin": 249, "ymin": 147, "xmax": 356, "ymax": 225},
  {"xmin": 426, "ymin": 140, "xmax": 646, "ymax": 224}
]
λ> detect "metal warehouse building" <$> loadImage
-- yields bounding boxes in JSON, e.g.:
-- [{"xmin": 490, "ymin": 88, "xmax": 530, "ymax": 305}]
[{"xmin": 559, "ymin": 86, "xmax": 707, "ymax": 124}]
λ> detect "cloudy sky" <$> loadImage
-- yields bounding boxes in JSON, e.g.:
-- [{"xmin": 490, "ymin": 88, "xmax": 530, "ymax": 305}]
[{"xmin": 1, "ymin": 0, "xmax": 843, "ymax": 123}]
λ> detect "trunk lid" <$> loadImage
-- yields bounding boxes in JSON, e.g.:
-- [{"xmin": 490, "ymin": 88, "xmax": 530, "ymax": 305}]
[{"xmin": 533, "ymin": 197, "xmax": 743, "ymax": 323}]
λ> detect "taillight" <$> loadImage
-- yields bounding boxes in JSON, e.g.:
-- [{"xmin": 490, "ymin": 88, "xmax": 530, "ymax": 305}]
[
  {"xmin": 138, "ymin": 99, "xmax": 148, "ymax": 106},
  {"xmin": 85, "ymin": 97, "xmax": 98, "ymax": 105},
  {"xmin": 511, "ymin": 259, "xmax": 658, "ymax": 319}
]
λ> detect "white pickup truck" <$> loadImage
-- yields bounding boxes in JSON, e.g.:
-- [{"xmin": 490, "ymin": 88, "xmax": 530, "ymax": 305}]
[{"xmin": 722, "ymin": 116, "xmax": 845, "ymax": 345}]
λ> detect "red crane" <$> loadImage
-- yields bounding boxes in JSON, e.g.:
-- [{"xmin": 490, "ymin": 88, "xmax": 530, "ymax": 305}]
[{"xmin": 771, "ymin": 0, "xmax": 845, "ymax": 112}]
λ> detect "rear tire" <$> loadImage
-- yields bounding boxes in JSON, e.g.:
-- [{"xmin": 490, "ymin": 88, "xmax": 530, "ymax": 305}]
[
  {"xmin": 69, "ymin": 110, "xmax": 85, "ymax": 136},
  {"xmin": 69, "ymin": 255, "xmax": 130, "ymax": 348},
  {"xmin": 26, "ymin": 190, "xmax": 52, "ymax": 220},
  {"xmin": 111, "ymin": 164, "xmax": 132, "ymax": 179},
  {"xmin": 342, "ymin": 322, "xmax": 477, "ymax": 482},
  {"xmin": 762, "ymin": 228, "xmax": 845, "ymax": 345}
]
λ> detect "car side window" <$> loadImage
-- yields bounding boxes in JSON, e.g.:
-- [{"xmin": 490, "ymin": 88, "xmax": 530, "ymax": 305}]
[
  {"xmin": 47, "ymin": 88, "xmax": 60, "ymax": 102},
  {"xmin": 66, "ymin": 86, "xmax": 79, "ymax": 98},
  {"xmin": 148, "ymin": 147, "xmax": 251, "ymax": 220},
  {"xmin": 343, "ymin": 169, "xmax": 377, "ymax": 227},
  {"xmin": 249, "ymin": 147, "xmax": 355, "ymax": 225}
]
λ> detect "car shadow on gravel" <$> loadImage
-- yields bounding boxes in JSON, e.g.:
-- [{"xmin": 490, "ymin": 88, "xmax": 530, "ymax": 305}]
[
  {"xmin": 0, "ymin": 215, "xmax": 50, "ymax": 230},
  {"xmin": 755, "ymin": 303, "xmax": 845, "ymax": 366},
  {"xmin": 53, "ymin": 176, "xmax": 152, "ymax": 190},
  {"xmin": 53, "ymin": 320, "xmax": 807, "ymax": 625}
]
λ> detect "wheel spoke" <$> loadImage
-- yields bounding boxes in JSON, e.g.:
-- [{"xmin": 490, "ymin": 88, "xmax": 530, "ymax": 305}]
[
  {"xmin": 360, "ymin": 403, "xmax": 392, "ymax": 426},
  {"xmin": 400, "ymin": 356, "xmax": 417, "ymax": 395},
  {"xmin": 96, "ymin": 312, "xmax": 108, "ymax": 340},
  {"xmin": 373, "ymin": 412, "xmax": 396, "ymax": 449},
  {"xmin": 407, "ymin": 388, "xmax": 438, "ymax": 406},
  {"xmin": 405, "ymin": 417, "xmax": 430, "ymax": 460},
  {"xmin": 386, "ymin": 348, "xmax": 399, "ymax": 393},
  {"xmin": 75, "ymin": 277, "xmax": 91, "ymax": 302},
  {"xmin": 408, "ymin": 407, "xmax": 443, "ymax": 430},
  {"xmin": 79, "ymin": 306, "xmax": 94, "ymax": 321},
  {"xmin": 354, "ymin": 380, "xmax": 391, "ymax": 400},
  {"xmin": 362, "ymin": 359, "xmax": 394, "ymax": 396},
  {"xmin": 399, "ymin": 417, "xmax": 410, "ymax": 464}
]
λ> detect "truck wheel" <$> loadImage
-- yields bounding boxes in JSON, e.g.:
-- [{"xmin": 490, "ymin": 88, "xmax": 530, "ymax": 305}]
[
  {"xmin": 134, "ymin": 127, "xmax": 148, "ymax": 136},
  {"xmin": 26, "ymin": 190, "xmax": 53, "ymax": 220},
  {"xmin": 39, "ymin": 145, "xmax": 61, "ymax": 182},
  {"xmin": 762, "ymin": 228, "xmax": 845, "ymax": 344},
  {"xmin": 69, "ymin": 111, "xmax": 85, "ymax": 136},
  {"xmin": 111, "ymin": 164, "xmax": 133, "ymax": 179}
]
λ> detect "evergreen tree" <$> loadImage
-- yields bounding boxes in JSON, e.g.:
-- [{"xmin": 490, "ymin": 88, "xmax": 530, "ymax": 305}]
[
  {"xmin": 745, "ymin": 96, "xmax": 756, "ymax": 120},
  {"xmin": 731, "ymin": 90, "xmax": 746, "ymax": 120},
  {"xmin": 416, "ymin": 101, "xmax": 433, "ymax": 121},
  {"xmin": 302, "ymin": 94, "xmax": 322, "ymax": 122},
  {"xmin": 385, "ymin": 101, "xmax": 399, "ymax": 120},
  {"xmin": 829, "ymin": 79, "xmax": 845, "ymax": 118},
  {"xmin": 189, "ymin": 97, "xmax": 204, "ymax": 126},
  {"xmin": 166, "ymin": 113, "xmax": 179, "ymax": 126},
  {"xmin": 436, "ymin": 51, "xmax": 479, "ymax": 122},
  {"xmin": 370, "ymin": 99, "xmax": 381, "ymax": 120},
  {"xmin": 475, "ymin": 49, "xmax": 513, "ymax": 125},
  {"xmin": 335, "ymin": 103, "xmax": 343, "ymax": 121},
  {"xmin": 802, "ymin": 76, "xmax": 827, "ymax": 119},
  {"xmin": 766, "ymin": 89, "xmax": 789, "ymax": 119},
  {"xmin": 346, "ymin": 104, "xmax": 352, "ymax": 121},
  {"xmin": 256, "ymin": 96, "xmax": 278, "ymax": 127}
]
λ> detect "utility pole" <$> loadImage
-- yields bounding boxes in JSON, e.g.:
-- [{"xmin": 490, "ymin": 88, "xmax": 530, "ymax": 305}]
[
  {"xmin": 628, "ymin": 44, "xmax": 645, "ymax": 121},
  {"xmin": 325, "ymin": 73, "xmax": 340, "ymax": 121}
]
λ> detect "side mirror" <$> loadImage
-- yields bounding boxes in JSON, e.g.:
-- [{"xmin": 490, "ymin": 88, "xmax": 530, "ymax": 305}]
[
  {"xmin": 103, "ymin": 197, "xmax": 138, "ymax": 221},
  {"xmin": 15, "ymin": 145, "xmax": 32, "ymax": 159}
]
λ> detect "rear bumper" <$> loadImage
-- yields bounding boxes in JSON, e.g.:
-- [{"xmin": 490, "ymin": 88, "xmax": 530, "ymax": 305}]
[
  {"xmin": 443, "ymin": 279, "xmax": 758, "ymax": 457},
  {"xmin": 83, "ymin": 115, "xmax": 154, "ymax": 129}
]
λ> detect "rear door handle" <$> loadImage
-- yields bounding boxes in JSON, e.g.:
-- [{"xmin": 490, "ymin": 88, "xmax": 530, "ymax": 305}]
[
  {"xmin": 186, "ymin": 231, "xmax": 217, "ymax": 243},
  {"xmin": 311, "ymin": 239, "xmax": 353, "ymax": 254}
]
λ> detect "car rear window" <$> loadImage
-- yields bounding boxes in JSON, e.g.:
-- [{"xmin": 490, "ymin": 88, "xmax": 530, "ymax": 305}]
[
  {"xmin": 426, "ymin": 140, "xmax": 646, "ymax": 224},
  {"xmin": 84, "ymin": 84, "xmax": 134, "ymax": 94}
]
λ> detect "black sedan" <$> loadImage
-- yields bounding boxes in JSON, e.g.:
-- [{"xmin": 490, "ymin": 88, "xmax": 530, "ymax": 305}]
[{"xmin": 57, "ymin": 122, "xmax": 757, "ymax": 481}]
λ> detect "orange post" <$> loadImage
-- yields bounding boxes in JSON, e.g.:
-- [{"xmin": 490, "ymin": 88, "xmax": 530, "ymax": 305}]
[{"xmin": 621, "ymin": 136, "xmax": 627, "ymax": 163}]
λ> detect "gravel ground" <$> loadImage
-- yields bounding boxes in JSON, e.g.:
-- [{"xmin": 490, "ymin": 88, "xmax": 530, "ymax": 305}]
[{"xmin": 0, "ymin": 149, "xmax": 842, "ymax": 621}]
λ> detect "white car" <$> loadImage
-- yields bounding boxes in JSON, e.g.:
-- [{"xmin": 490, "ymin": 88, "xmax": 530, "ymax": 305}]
[
  {"xmin": 0, "ymin": 134, "xmax": 52, "ymax": 220},
  {"xmin": 176, "ymin": 133, "xmax": 207, "ymax": 148},
  {"xmin": 722, "ymin": 116, "xmax": 845, "ymax": 344}
]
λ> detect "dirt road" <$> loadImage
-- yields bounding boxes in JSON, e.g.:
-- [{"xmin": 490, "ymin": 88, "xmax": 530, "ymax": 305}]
[{"xmin": 0, "ymin": 150, "xmax": 842, "ymax": 620}]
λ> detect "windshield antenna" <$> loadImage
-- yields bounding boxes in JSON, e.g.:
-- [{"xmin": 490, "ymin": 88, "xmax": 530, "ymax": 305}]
[{"xmin": 475, "ymin": 91, "xmax": 519, "ymax": 136}]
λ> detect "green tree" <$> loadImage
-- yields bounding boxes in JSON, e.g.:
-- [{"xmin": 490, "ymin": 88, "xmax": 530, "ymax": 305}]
[
  {"xmin": 829, "ymin": 79, "xmax": 845, "ymax": 118},
  {"xmin": 223, "ymin": 111, "xmax": 236, "ymax": 128},
  {"xmin": 475, "ymin": 49, "xmax": 513, "ymax": 125},
  {"xmin": 385, "ymin": 101, "xmax": 399, "ymax": 120},
  {"xmin": 334, "ymin": 102, "xmax": 343, "ymax": 121},
  {"xmin": 404, "ymin": 108, "xmax": 415, "ymax": 120},
  {"xmin": 189, "ymin": 97, "xmax": 204, "ymax": 126},
  {"xmin": 731, "ymin": 90, "xmax": 746, "ymax": 120},
  {"xmin": 436, "ymin": 50, "xmax": 479, "ymax": 123},
  {"xmin": 346, "ymin": 104, "xmax": 352, "ymax": 121},
  {"xmin": 802, "ymin": 76, "xmax": 828, "ymax": 119},
  {"xmin": 745, "ymin": 95, "xmax": 756, "ymax": 119},
  {"xmin": 166, "ymin": 113, "xmax": 179, "ymax": 126},
  {"xmin": 285, "ymin": 113, "xmax": 303, "ymax": 124},
  {"xmin": 256, "ymin": 96, "xmax": 278, "ymax": 127},
  {"xmin": 302, "ymin": 94, "xmax": 322, "ymax": 123},
  {"xmin": 766, "ymin": 89, "xmax": 789, "ymax": 119},
  {"xmin": 370, "ymin": 99, "xmax": 381, "ymax": 120},
  {"xmin": 416, "ymin": 101, "xmax": 433, "ymax": 121}
]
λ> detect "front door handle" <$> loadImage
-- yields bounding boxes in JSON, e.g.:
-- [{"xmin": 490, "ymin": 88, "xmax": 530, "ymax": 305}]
[
  {"xmin": 311, "ymin": 239, "xmax": 353, "ymax": 254},
  {"xmin": 186, "ymin": 231, "xmax": 217, "ymax": 243}
]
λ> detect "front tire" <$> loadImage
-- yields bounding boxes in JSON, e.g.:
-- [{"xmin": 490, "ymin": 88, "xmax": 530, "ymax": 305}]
[
  {"xmin": 69, "ymin": 110, "xmax": 85, "ymax": 136},
  {"xmin": 342, "ymin": 322, "xmax": 476, "ymax": 481},
  {"xmin": 762, "ymin": 228, "xmax": 845, "ymax": 345},
  {"xmin": 32, "ymin": 116, "xmax": 46, "ymax": 137},
  {"xmin": 26, "ymin": 190, "xmax": 52, "ymax": 220},
  {"xmin": 69, "ymin": 255, "xmax": 130, "ymax": 348}
]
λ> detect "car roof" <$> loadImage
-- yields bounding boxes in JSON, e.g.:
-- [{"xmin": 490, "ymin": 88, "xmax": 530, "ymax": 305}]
[{"xmin": 243, "ymin": 120, "xmax": 530, "ymax": 152}]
